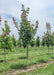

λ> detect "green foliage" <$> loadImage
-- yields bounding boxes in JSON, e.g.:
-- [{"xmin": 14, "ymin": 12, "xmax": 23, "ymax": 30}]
[
  {"xmin": 0, "ymin": 36, "xmax": 14, "ymax": 50},
  {"xmin": 30, "ymin": 38, "xmax": 35, "ymax": 47},
  {"xmin": 12, "ymin": 35, "xmax": 17, "ymax": 47},
  {"xmin": 36, "ymin": 36, "xmax": 40, "ymax": 47},
  {"xmin": 17, "ymin": 39, "xmax": 22, "ymax": 48},
  {"xmin": 19, "ymin": 5, "xmax": 37, "ymax": 48},
  {"xmin": 8, "ymin": 40, "xmax": 14, "ymax": 50},
  {"xmin": 23, "ymin": 42, "xmax": 26, "ymax": 48},
  {"xmin": 42, "ymin": 37, "xmax": 45, "ymax": 47},
  {"xmin": 45, "ymin": 35, "xmax": 52, "ymax": 47},
  {"xmin": 0, "ymin": 20, "xmax": 14, "ymax": 50},
  {"xmin": 13, "ymin": 5, "xmax": 38, "ymax": 50},
  {"xmin": 4, "ymin": 20, "xmax": 11, "ymax": 32},
  {"xmin": 0, "ymin": 41, "xmax": 5, "ymax": 49}
]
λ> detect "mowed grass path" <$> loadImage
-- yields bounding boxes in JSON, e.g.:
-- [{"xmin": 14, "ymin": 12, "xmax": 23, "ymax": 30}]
[
  {"xmin": 0, "ymin": 46, "xmax": 54, "ymax": 73},
  {"xmin": 18, "ymin": 63, "xmax": 54, "ymax": 75}
]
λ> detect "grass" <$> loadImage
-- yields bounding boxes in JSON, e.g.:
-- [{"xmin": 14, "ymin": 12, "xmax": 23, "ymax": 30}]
[
  {"xmin": 18, "ymin": 63, "xmax": 54, "ymax": 75},
  {"xmin": 0, "ymin": 46, "xmax": 54, "ymax": 74},
  {"xmin": 0, "ymin": 46, "xmax": 53, "ymax": 61}
]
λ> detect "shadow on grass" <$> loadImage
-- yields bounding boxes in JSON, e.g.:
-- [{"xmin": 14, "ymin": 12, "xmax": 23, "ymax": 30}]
[
  {"xmin": 53, "ymin": 73, "xmax": 54, "ymax": 75},
  {"xmin": 10, "ymin": 64, "xmax": 26, "ymax": 69},
  {"xmin": 0, "ymin": 53, "xmax": 8, "ymax": 55},
  {"xmin": 46, "ymin": 53, "xmax": 51, "ymax": 55},
  {"xmin": 51, "ymin": 56, "xmax": 54, "ymax": 59},
  {"xmin": 38, "ymin": 59, "xmax": 47, "ymax": 63},
  {"xmin": 46, "ymin": 53, "xmax": 54, "ymax": 55},
  {"xmin": 19, "ymin": 56, "xmax": 27, "ymax": 59},
  {"xmin": 0, "ymin": 60, "xmax": 4, "ymax": 63}
]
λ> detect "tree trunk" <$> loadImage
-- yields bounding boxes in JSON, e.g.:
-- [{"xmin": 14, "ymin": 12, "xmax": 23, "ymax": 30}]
[
  {"xmin": 27, "ymin": 44, "xmax": 28, "ymax": 68},
  {"xmin": 4, "ymin": 49, "xmax": 6, "ymax": 63}
]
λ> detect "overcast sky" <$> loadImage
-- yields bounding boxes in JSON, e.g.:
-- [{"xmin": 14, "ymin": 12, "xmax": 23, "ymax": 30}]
[{"xmin": 0, "ymin": 0, "xmax": 54, "ymax": 39}]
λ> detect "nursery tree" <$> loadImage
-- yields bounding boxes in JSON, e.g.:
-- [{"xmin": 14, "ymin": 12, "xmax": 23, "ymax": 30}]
[
  {"xmin": 30, "ymin": 38, "xmax": 35, "ymax": 47},
  {"xmin": 36, "ymin": 36, "xmax": 40, "ymax": 47},
  {"xmin": 45, "ymin": 22, "xmax": 51, "ymax": 54},
  {"xmin": 1, "ymin": 20, "xmax": 14, "ymax": 50},
  {"xmin": 42, "ymin": 37, "xmax": 45, "ymax": 47},
  {"xmin": 49, "ymin": 32, "xmax": 54, "ymax": 54},
  {"xmin": 12, "ymin": 35, "xmax": 17, "ymax": 48},
  {"xmin": 13, "ymin": 4, "xmax": 38, "ymax": 67},
  {"xmin": 50, "ymin": 38, "xmax": 54, "ymax": 54},
  {"xmin": 17, "ymin": 39, "xmax": 22, "ymax": 48},
  {"xmin": 0, "ymin": 20, "xmax": 14, "ymax": 62}
]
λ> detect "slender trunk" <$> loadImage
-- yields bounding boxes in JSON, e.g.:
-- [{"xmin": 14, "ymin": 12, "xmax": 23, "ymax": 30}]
[
  {"xmin": 4, "ymin": 49, "xmax": 6, "ymax": 63},
  {"xmin": 27, "ymin": 44, "xmax": 28, "ymax": 68}
]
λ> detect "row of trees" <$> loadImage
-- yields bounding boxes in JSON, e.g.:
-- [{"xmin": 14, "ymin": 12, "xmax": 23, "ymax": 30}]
[
  {"xmin": 0, "ymin": 4, "xmax": 54, "ymax": 66},
  {"xmin": 0, "ymin": 4, "xmax": 39, "ymax": 64},
  {"xmin": 0, "ymin": 31, "xmax": 54, "ymax": 49}
]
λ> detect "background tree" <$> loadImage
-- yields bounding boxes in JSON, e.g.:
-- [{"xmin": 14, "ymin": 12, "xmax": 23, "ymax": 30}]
[
  {"xmin": 30, "ymin": 38, "xmax": 35, "ymax": 47},
  {"xmin": 50, "ymin": 38, "xmax": 54, "ymax": 54},
  {"xmin": 42, "ymin": 37, "xmax": 45, "ymax": 47},
  {"xmin": 17, "ymin": 39, "xmax": 22, "ymax": 48},
  {"xmin": 0, "ymin": 20, "xmax": 14, "ymax": 62},
  {"xmin": 12, "ymin": 35, "xmax": 17, "ymax": 48},
  {"xmin": 45, "ymin": 22, "xmax": 51, "ymax": 54},
  {"xmin": 36, "ymin": 36, "xmax": 40, "ymax": 47}
]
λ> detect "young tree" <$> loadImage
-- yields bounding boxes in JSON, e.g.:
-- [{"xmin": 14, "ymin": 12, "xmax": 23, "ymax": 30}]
[
  {"xmin": 51, "ymin": 39, "xmax": 53, "ymax": 54},
  {"xmin": 47, "ymin": 32, "xmax": 54, "ymax": 54},
  {"xmin": 45, "ymin": 22, "xmax": 51, "ymax": 54},
  {"xmin": 17, "ymin": 39, "xmax": 22, "ymax": 48},
  {"xmin": 36, "ymin": 36, "xmax": 40, "ymax": 47},
  {"xmin": 42, "ymin": 37, "xmax": 45, "ymax": 47},
  {"xmin": 13, "ymin": 4, "xmax": 38, "ymax": 67},
  {"xmin": 30, "ymin": 38, "xmax": 35, "ymax": 47},
  {"xmin": 0, "ymin": 20, "xmax": 14, "ymax": 62},
  {"xmin": 12, "ymin": 35, "xmax": 17, "ymax": 48}
]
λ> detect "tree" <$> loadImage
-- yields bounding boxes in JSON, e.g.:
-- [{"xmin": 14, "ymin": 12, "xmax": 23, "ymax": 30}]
[
  {"xmin": 12, "ymin": 35, "xmax": 17, "ymax": 48},
  {"xmin": 36, "ymin": 36, "xmax": 40, "ymax": 47},
  {"xmin": 17, "ymin": 39, "xmax": 22, "ymax": 48},
  {"xmin": 30, "ymin": 38, "xmax": 35, "ymax": 47},
  {"xmin": 42, "ymin": 37, "xmax": 45, "ymax": 47},
  {"xmin": 45, "ymin": 22, "xmax": 51, "ymax": 54},
  {"xmin": 0, "ymin": 20, "xmax": 14, "ymax": 62},
  {"xmin": 50, "ymin": 38, "xmax": 54, "ymax": 54},
  {"xmin": 13, "ymin": 4, "xmax": 38, "ymax": 67}
]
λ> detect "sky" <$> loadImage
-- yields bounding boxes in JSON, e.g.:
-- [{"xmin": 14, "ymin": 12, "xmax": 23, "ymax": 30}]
[{"xmin": 0, "ymin": 0, "xmax": 54, "ymax": 40}]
